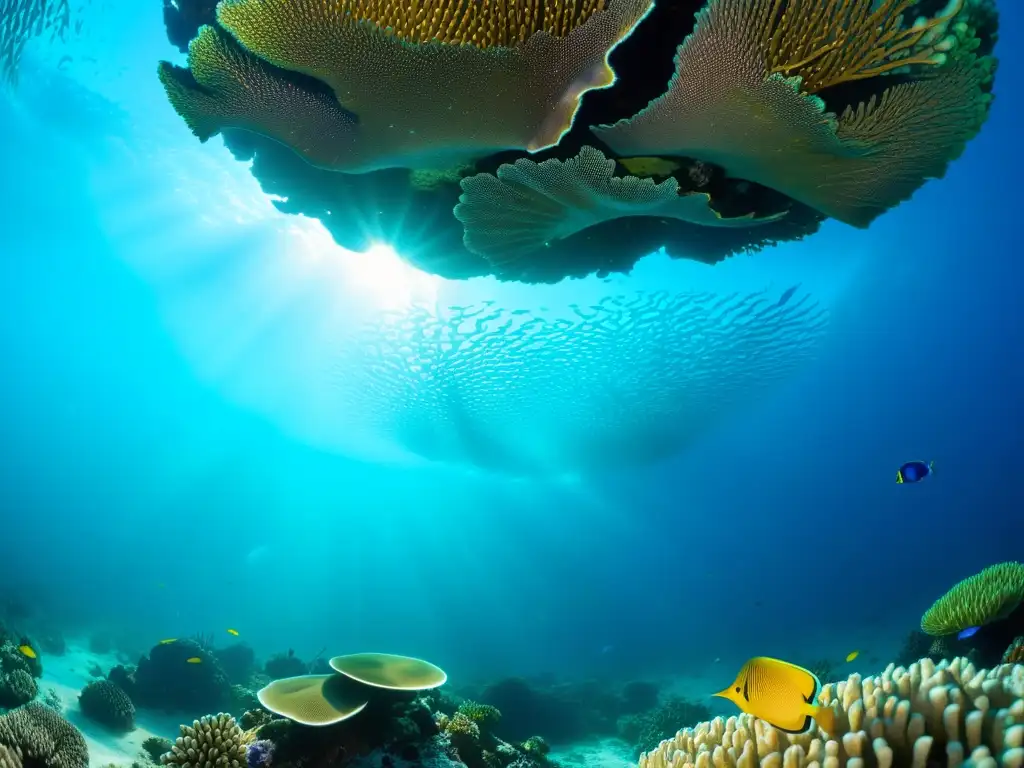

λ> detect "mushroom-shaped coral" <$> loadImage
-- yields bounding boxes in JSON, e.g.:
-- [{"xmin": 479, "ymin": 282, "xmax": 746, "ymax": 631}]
[
  {"xmin": 921, "ymin": 562, "xmax": 1024, "ymax": 636},
  {"xmin": 161, "ymin": 713, "xmax": 246, "ymax": 768},
  {"xmin": 256, "ymin": 674, "xmax": 369, "ymax": 726},
  {"xmin": 640, "ymin": 656, "xmax": 1024, "ymax": 768},
  {"xmin": 593, "ymin": 0, "xmax": 996, "ymax": 227},
  {"xmin": 453, "ymin": 145, "xmax": 785, "ymax": 267},
  {"xmin": 0, "ymin": 671, "xmax": 37, "ymax": 710},
  {"xmin": 0, "ymin": 702, "xmax": 89, "ymax": 768},
  {"xmin": 78, "ymin": 680, "xmax": 135, "ymax": 732},
  {"xmin": 160, "ymin": 0, "xmax": 654, "ymax": 173},
  {"xmin": 329, "ymin": 653, "xmax": 447, "ymax": 691}
]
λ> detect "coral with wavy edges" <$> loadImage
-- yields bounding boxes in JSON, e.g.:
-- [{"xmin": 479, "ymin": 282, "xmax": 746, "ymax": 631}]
[
  {"xmin": 593, "ymin": 0, "xmax": 996, "ymax": 227},
  {"xmin": 159, "ymin": 0, "xmax": 653, "ymax": 172},
  {"xmin": 0, "ymin": 702, "xmax": 88, "ymax": 768},
  {"xmin": 78, "ymin": 680, "xmax": 135, "ymax": 732},
  {"xmin": 640, "ymin": 657, "xmax": 1024, "ymax": 768},
  {"xmin": 161, "ymin": 713, "xmax": 246, "ymax": 768},
  {"xmin": 454, "ymin": 145, "xmax": 785, "ymax": 267},
  {"xmin": 922, "ymin": 562, "xmax": 1024, "ymax": 637}
]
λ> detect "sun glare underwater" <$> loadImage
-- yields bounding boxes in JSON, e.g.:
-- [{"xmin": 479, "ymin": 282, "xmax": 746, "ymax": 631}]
[{"xmin": 0, "ymin": 1, "xmax": 1022, "ymax": 768}]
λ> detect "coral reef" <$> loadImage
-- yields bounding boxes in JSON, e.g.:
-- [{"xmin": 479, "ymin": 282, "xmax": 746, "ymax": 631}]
[
  {"xmin": 0, "ymin": 702, "xmax": 89, "ymax": 768},
  {"xmin": 0, "ymin": 744, "xmax": 20, "ymax": 768},
  {"xmin": 215, "ymin": 646, "xmax": 257, "ymax": 687},
  {"xmin": 264, "ymin": 653, "xmax": 306, "ymax": 681},
  {"xmin": 141, "ymin": 736, "xmax": 173, "ymax": 764},
  {"xmin": 0, "ymin": 626, "xmax": 42, "ymax": 680},
  {"xmin": 0, "ymin": 672, "xmax": 37, "ymax": 710},
  {"xmin": 161, "ymin": 713, "xmax": 246, "ymax": 768},
  {"xmin": 922, "ymin": 562, "xmax": 1024, "ymax": 636},
  {"xmin": 133, "ymin": 640, "xmax": 232, "ymax": 713},
  {"xmin": 1005, "ymin": 638, "xmax": 1024, "ymax": 664},
  {"xmin": 244, "ymin": 739, "xmax": 273, "ymax": 768},
  {"xmin": 639, "ymin": 656, "xmax": 1023, "ymax": 768},
  {"xmin": 156, "ymin": 0, "xmax": 999, "ymax": 284},
  {"xmin": 78, "ymin": 680, "xmax": 135, "ymax": 732},
  {"xmin": 618, "ymin": 696, "xmax": 711, "ymax": 757}
]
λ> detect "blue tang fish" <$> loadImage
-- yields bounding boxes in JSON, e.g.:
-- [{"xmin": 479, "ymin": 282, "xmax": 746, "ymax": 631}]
[
  {"xmin": 958, "ymin": 626, "xmax": 980, "ymax": 640},
  {"xmin": 897, "ymin": 460, "xmax": 933, "ymax": 484}
]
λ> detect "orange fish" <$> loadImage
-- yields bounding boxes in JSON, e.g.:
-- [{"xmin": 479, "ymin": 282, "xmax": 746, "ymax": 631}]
[{"xmin": 713, "ymin": 657, "xmax": 836, "ymax": 734}]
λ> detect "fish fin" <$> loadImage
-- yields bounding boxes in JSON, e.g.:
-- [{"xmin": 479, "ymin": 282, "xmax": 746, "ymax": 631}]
[
  {"xmin": 896, "ymin": 471, "xmax": 903, "ymax": 484},
  {"xmin": 812, "ymin": 705, "xmax": 836, "ymax": 735}
]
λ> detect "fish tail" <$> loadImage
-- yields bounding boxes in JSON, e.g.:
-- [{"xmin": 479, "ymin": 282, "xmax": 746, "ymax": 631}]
[
  {"xmin": 929, "ymin": 461, "xmax": 935, "ymax": 472},
  {"xmin": 813, "ymin": 705, "xmax": 837, "ymax": 735}
]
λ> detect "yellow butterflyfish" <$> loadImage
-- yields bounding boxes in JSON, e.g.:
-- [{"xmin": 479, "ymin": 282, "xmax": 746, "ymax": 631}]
[
  {"xmin": 186, "ymin": 657, "xmax": 202, "ymax": 664},
  {"xmin": 845, "ymin": 650, "xmax": 859, "ymax": 663},
  {"xmin": 227, "ymin": 629, "xmax": 239, "ymax": 636},
  {"xmin": 18, "ymin": 645, "xmax": 36, "ymax": 659},
  {"xmin": 713, "ymin": 657, "xmax": 836, "ymax": 735}
]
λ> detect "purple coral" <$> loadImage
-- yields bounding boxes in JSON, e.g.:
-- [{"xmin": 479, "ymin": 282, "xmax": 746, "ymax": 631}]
[{"xmin": 246, "ymin": 740, "xmax": 274, "ymax": 768}]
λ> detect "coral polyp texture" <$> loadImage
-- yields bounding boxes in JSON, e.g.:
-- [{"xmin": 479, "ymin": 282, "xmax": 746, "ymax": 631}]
[
  {"xmin": 593, "ymin": 0, "xmax": 995, "ymax": 228},
  {"xmin": 640, "ymin": 657, "xmax": 1024, "ymax": 768},
  {"xmin": 0, "ymin": 702, "xmax": 89, "ymax": 768},
  {"xmin": 922, "ymin": 562, "xmax": 1024, "ymax": 637},
  {"xmin": 78, "ymin": 680, "xmax": 135, "ymax": 732},
  {"xmin": 157, "ymin": 0, "xmax": 998, "ymax": 283},
  {"xmin": 162, "ymin": 0, "xmax": 653, "ymax": 173},
  {"xmin": 161, "ymin": 713, "xmax": 246, "ymax": 768}
]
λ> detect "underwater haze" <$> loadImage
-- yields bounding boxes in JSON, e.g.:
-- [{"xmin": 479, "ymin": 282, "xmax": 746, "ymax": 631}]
[{"xmin": 0, "ymin": 0, "xmax": 1023, "ymax": 766}]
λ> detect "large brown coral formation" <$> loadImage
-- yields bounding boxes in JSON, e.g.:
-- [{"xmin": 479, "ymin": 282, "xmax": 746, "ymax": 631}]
[
  {"xmin": 922, "ymin": 562, "xmax": 1024, "ymax": 637},
  {"xmin": 0, "ymin": 702, "xmax": 89, "ymax": 768},
  {"xmin": 453, "ymin": 145, "xmax": 784, "ymax": 266},
  {"xmin": 159, "ymin": 0, "xmax": 653, "ymax": 172},
  {"xmin": 594, "ymin": 0, "xmax": 995, "ymax": 228},
  {"xmin": 640, "ymin": 657, "xmax": 1024, "ymax": 768},
  {"xmin": 161, "ymin": 713, "xmax": 246, "ymax": 768}
]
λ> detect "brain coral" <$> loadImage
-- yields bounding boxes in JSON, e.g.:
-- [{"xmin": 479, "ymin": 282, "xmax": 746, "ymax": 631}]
[
  {"xmin": 593, "ymin": 0, "xmax": 996, "ymax": 228},
  {"xmin": 161, "ymin": 713, "xmax": 246, "ymax": 768},
  {"xmin": 78, "ymin": 680, "xmax": 135, "ymax": 732},
  {"xmin": 0, "ymin": 702, "xmax": 89, "ymax": 768},
  {"xmin": 922, "ymin": 562, "xmax": 1024, "ymax": 637},
  {"xmin": 640, "ymin": 657, "xmax": 1023, "ymax": 768},
  {"xmin": 331, "ymin": 287, "xmax": 827, "ymax": 474},
  {"xmin": 0, "ymin": 671, "xmax": 37, "ymax": 710}
]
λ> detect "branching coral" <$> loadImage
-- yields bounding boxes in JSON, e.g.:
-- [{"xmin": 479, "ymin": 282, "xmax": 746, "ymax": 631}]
[
  {"xmin": 159, "ymin": 0, "xmax": 653, "ymax": 172},
  {"xmin": 161, "ymin": 714, "xmax": 247, "ymax": 768},
  {"xmin": 0, "ymin": 702, "xmax": 89, "ymax": 768},
  {"xmin": 922, "ymin": 562, "xmax": 1024, "ymax": 637},
  {"xmin": 453, "ymin": 145, "xmax": 785, "ymax": 267},
  {"xmin": 593, "ymin": 0, "xmax": 996, "ymax": 227},
  {"xmin": 79, "ymin": 680, "xmax": 135, "ymax": 732},
  {"xmin": 640, "ymin": 657, "xmax": 1024, "ymax": 768}
]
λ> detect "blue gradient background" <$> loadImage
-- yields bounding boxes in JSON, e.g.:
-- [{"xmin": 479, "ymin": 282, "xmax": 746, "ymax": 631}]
[{"xmin": 0, "ymin": 0, "xmax": 1021, "ymax": 690}]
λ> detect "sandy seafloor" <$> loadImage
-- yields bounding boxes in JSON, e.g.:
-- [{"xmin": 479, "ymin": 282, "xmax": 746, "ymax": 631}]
[{"xmin": 36, "ymin": 643, "xmax": 181, "ymax": 768}]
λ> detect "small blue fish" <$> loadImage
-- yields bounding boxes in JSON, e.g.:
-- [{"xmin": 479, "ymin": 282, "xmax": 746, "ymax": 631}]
[
  {"xmin": 897, "ymin": 460, "xmax": 933, "ymax": 484},
  {"xmin": 958, "ymin": 626, "xmax": 980, "ymax": 640}
]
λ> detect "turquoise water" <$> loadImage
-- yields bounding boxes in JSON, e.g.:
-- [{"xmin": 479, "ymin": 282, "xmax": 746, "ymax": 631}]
[{"xmin": 0, "ymin": 1, "xmax": 1021, "ymax": 766}]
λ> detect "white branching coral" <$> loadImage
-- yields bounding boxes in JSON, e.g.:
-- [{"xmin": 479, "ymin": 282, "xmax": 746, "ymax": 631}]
[{"xmin": 641, "ymin": 657, "xmax": 1024, "ymax": 768}]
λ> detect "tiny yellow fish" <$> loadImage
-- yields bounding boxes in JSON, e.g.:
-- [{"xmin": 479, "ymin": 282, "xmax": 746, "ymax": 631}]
[
  {"xmin": 845, "ymin": 650, "xmax": 859, "ymax": 663},
  {"xmin": 227, "ymin": 629, "xmax": 239, "ymax": 636},
  {"xmin": 159, "ymin": 638, "xmax": 177, "ymax": 644},
  {"xmin": 186, "ymin": 657, "xmax": 202, "ymax": 664},
  {"xmin": 617, "ymin": 156, "xmax": 682, "ymax": 178},
  {"xmin": 18, "ymin": 645, "xmax": 36, "ymax": 659},
  {"xmin": 713, "ymin": 657, "xmax": 836, "ymax": 735}
]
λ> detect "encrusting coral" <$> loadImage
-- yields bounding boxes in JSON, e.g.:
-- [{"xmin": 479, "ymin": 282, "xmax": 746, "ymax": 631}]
[
  {"xmin": 922, "ymin": 562, "xmax": 1024, "ymax": 637},
  {"xmin": 639, "ymin": 657, "xmax": 1024, "ymax": 768},
  {"xmin": 593, "ymin": 0, "xmax": 996, "ymax": 228},
  {"xmin": 0, "ymin": 702, "xmax": 89, "ymax": 768},
  {"xmin": 78, "ymin": 680, "xmax": 135, "ymax": 732},
  {"xmin": 161, "ymin": 713, "xmax": 247, "ymax": 768},
  {"xmin": 160, "ymin": 0, "xmax": 654, "ymax": 173}
]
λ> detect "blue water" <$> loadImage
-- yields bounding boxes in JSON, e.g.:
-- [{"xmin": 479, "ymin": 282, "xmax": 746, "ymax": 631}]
[{"xmin": 0, "ymin": 0, "xmax": 1022, "ymax": 712}]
